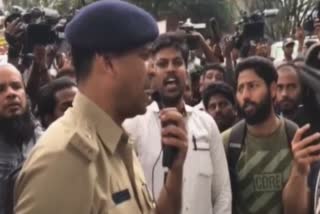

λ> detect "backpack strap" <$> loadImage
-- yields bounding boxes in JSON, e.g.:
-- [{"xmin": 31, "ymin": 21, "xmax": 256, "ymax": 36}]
[
  {"xmin": 283, "ymin": 118, "xmax": 298, "ymax": 147},
  {"xmin": 228, "ymin": 119, "xmax": 247, "ymax": 168},
  {"xmin": 227, "ymin": 119, "xmax": 246, "ymax": 213}
]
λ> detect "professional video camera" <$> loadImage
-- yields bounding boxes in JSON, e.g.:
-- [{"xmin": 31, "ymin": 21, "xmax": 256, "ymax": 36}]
[
  {"xmin": 5, "ymin": 6, "xmax": 70, "ymax": 55},
  {"xmin": 303, "ymin": 1, "xmax": 320, "ymax": 34},
  {"xmin": 232, "ymin": 9, "xmax": 279, "ymax": 51}
]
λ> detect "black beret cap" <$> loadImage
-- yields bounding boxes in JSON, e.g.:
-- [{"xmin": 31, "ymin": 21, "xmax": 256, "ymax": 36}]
[{"xmin": 65, "ymin": 0, "xmax": 159, "ymax": 52}]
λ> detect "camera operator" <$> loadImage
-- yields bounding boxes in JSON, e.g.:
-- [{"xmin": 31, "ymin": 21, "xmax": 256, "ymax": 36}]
[
  {"xmin": 26, "ymin": 45, "xmax": 52, "ymax": 111},
  {"xmin": 191, "ymin": 31, "xmax": 222, "ymax": 64},
  {"xmin": 4, "ymin": 17, "xmax": 24, "ymax": 69}
]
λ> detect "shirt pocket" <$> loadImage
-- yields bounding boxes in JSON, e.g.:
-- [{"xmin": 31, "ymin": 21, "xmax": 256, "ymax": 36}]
[{"xmin": 195, "ymin": 150, "xmax": 213, "ymax": 214}]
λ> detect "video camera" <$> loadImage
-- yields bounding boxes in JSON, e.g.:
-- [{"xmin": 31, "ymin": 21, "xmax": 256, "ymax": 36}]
[
  {"xmin": 232, "ymin": 9, "xmax": 279, "ymax": 51},
  {"xmin": 5, "ymin": 6, "xmax": 71, "ymax": 55},
  {"xmin": 303, "ymin": 1, "xmax": 320, "ymax": 34},
  {"xmin": 178, "ymin": 17, "xmax": 222, "ymax": 51}
]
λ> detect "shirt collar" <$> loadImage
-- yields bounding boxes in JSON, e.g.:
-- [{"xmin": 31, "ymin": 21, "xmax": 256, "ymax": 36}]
[{"xmin": 73, "ymin": 92, "xmax": 124, "ymax": 154}]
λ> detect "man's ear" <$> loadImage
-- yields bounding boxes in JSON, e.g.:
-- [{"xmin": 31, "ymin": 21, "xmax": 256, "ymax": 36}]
[
  {"xmin": 270, "ymin": 81, "xmax": 277, "ymax": 99},
  {"xmin": 95, "ymin": 54, "xmax": 116, "ymax": 76}
]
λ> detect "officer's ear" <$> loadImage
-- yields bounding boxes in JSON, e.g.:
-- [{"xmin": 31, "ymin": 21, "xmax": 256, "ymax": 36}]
[{"xmin": 96, "ymin": 53, "xmax": 114, "ymax": 73}]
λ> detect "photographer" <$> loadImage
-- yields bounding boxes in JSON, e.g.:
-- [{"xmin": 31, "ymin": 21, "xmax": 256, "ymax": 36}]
[
  {"xmin": 26, "ymin": 45, "xmax": 52, "ymax": 111},
  {"xmin": 191, "ymin": 31, "xmax": 222, "ymax": 64},
  {"xmin": 4, "ymin": 17, "xmax": 24, "ymax": 69}
]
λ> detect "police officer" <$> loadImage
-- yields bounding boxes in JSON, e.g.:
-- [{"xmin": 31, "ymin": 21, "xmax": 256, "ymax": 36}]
[{"xmin": 14, "ymin": 1, "xmax": 188, "ymax": 213}]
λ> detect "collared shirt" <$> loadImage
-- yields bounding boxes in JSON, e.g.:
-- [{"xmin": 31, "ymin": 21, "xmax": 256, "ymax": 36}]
[
  {"xmin": 0, "ymin": 120, "xmax": 42, "ymax": 214},
  {"xmin": 123, "ymin": 101, "xmax": 232, "ymax": 214},
  {"xmin": 194, "ymin": 101, "xmax": 205, "ymax": 111},
  {"xmin": 14, "ymin": 92, "xmax": 154, "ymax": 214}
]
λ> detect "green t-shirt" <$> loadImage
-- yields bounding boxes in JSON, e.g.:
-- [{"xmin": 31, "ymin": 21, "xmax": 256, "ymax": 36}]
[{"xmin": 222, "ymin": 119, "xmax": 293, "ymax": 214}]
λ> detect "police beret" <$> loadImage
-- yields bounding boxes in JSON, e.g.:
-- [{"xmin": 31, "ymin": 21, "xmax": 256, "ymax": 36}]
[{"xmin": 65, "ymin": 0, "xmax": 159, "ymax": 52}]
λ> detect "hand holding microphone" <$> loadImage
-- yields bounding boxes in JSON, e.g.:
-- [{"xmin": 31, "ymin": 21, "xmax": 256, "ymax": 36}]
[{"xmin": 160, "ymin": 108, "xmax": 188, "ymax": 170}]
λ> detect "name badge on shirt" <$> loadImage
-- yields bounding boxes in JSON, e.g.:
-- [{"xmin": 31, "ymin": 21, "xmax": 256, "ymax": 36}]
[{"xmin": 112, "ymin": 189, "xmax": 131, "ymax": 205}]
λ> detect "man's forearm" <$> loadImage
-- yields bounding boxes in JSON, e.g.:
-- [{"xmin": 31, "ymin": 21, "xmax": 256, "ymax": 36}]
[
  {"xmin": 200, "ymin": 41, "xmax": 220, "ymax": 63},
  {"xmin": 297, "ymin": 40, "xmax": 304, "ymax": 55},
  {"xmin": 283, "ymin": 167, "xmax": 310, "ymax": 214},
  {"xmin": 156, "ymin": 167, "xmax": 183, "ymax": 214}
]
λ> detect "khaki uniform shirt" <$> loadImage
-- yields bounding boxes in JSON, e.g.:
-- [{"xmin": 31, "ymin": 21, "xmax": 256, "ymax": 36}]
[{"xmin": 14, "ymin": 92, "xmax": 154, "ymax": 214}]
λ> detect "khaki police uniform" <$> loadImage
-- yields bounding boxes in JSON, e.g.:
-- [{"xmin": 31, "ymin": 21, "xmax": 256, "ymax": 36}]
[{"xmin": 14, "ymin": 92, "xmax": 155, "ymax": 214}]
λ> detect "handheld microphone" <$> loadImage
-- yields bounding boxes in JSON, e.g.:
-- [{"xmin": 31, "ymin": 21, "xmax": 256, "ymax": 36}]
[{"xmin": 152, "ymin": 91, "xmax": 179, "ymax": 169}]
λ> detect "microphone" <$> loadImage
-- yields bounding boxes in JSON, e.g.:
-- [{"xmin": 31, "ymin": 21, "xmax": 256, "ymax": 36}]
[{"xmin": 152, "ymin": 91, "xmax": 179, "ymax": 169}]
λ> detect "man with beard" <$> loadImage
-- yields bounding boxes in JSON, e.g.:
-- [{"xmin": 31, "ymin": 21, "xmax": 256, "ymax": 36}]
[
  {"xmin": 14, "ymin": 1, "xmax": 187, "ymax": 214},
  {"xmin": 123, "ymin": 33, "xmax": 231, "ymax": 214},
  {"xmin": 222, "ymin": 56, "xmax": 320, "ymax": 214},
  {"xmin": 0, "ymin": 63, "xmax": 42, "ymax": 214},
  {"xmin": 275, "ymin": 63, "xmax": 303, "ymax": 122},
  {"xmin": 203, "ymin": 82, "xmax": 237, "ymax": 132}
]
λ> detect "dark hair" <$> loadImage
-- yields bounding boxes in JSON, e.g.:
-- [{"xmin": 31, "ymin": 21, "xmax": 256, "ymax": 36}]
[
  {"xmin": 36, "ymin": 77, "xmax": 76, "ymax": 125},
  {"xmin": 151, "ymin": 33, "xmax": 189, "ymax": 66},
  {"xmin": 276, "ymin": 63, "xmax": 299, "ymax": 73},
  {"xmin": 56, "ymin": 68, "xmax": 76, "ymax": 79},
  {"xmin": 202, "ymin": 63, "xmax": 226, "ymax": 77},
  {"xmin": 203, "ymin": 82, "xmax": 235, "ymax": 110},
  {"xmin": 277, "ymin": 62, "xmax": 304, "ymax": 93},
  {"xmin": 235, "ymin": 56, "xmax": 278, "ymax": 86},
  {"xmin": 70, "ymin": 46, "xmax": 96, "ymax": 82}
]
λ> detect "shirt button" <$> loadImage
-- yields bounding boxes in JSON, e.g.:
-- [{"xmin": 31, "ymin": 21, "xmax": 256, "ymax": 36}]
[{"xmin": 85, "ymin": 133, "xmax": 92, "ymax": 139}]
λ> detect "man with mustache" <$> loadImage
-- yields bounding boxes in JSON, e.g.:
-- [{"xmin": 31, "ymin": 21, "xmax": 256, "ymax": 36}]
[
  {"xmin": 275, "ymin": 63, "xmax": 303, "ymax": 121},
  {"xmin": 0, "ymin": 63, "xmax": 42, "ymax": 214},
  {"xmin": 223, "ymin": 56, "xmax": 320, "ymax": 214},
  {"xmin": 124, "ymin": 33, "xmax": 231, "ymax": 214}
]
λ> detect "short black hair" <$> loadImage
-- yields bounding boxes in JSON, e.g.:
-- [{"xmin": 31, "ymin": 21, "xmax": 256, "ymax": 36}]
[
  {"xmin": 276, "ymin": 62, "xmax": 299, "ymax": 72},
  {"xmin": 203, "ymin": 82, "xmax": 235, "ymax": 110},
  {"xmin": 37, "ymin": 77, "xmax": 76, "ymax": 126},
  {"xmin": 56, "ymin": 67, "xmax": 76, "ymax": 79},
  {"xmin": 70, "ymin": 46, "xmax": 96, "ymax": 82},
  {"xmin": 202, "ymin": 63, "xmax": 226, "ymax": 77},
  {"xmin": 151, "ymin": 33, "xmax": 189, "ymax": 66},
  {"xmin": 235, "ymin": 56, "xmax": 278, "ymax": 86}
]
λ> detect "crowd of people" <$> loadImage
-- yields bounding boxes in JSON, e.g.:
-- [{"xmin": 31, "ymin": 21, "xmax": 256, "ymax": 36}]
[{"xmin": 1, "ymin": 0, "xmax": 320, "ymax": 213}]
